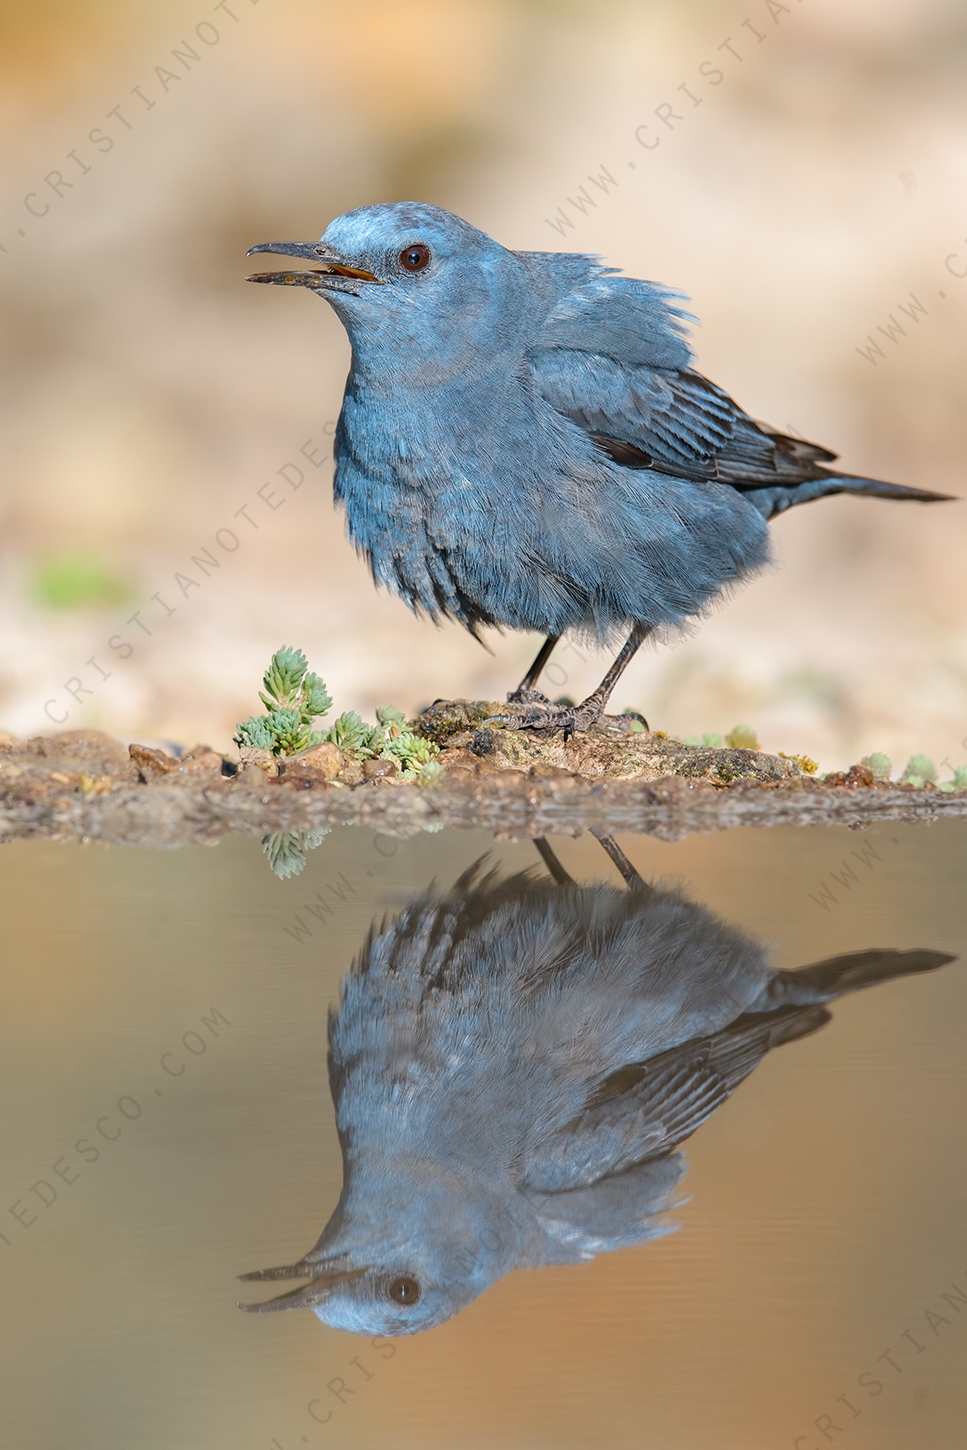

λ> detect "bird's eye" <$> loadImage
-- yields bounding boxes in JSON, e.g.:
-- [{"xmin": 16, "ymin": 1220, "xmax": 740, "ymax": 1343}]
[
  {"xmin": 399, "ymin": 244, "xmax": 431, "ymax": 272},
  {"xmin": 387, "ymin": 1276, "xmax": 421, "ymax": 1305}
]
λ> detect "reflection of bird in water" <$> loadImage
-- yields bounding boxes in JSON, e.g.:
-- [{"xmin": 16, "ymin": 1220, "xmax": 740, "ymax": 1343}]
[{"xmin": 240, "ymin": 834, "xmax": 954, "ymax": 1335}]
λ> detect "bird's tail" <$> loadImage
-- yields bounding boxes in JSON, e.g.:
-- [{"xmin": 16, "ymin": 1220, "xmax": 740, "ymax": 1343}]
[
  {"xmin": 764, "ymin": 948, "xmax": 956, "ymax": 1008},
  {"xmin": 748, "ymin": 474, "xmax": 955, "ymax": 519},
  {"xmin": 822, "ymin": 473, "xmax": 955, "ymax": 503}
]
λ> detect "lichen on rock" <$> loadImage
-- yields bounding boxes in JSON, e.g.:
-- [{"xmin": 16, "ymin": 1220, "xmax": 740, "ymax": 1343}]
[{"xmin": 413, "ymin": 699, "xmax": 801, "ymax": 786}]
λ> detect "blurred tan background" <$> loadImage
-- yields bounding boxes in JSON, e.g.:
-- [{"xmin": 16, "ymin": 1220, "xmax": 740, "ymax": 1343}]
[{"xmin": 1, "ymin": 0, "xmax": 965, "ymax": 770}]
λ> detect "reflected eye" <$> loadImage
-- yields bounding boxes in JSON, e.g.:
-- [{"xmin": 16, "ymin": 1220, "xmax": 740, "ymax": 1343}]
[
  {"xmin": 387, "ymin": 1276, "xmax": 421, "ymax": 1305},
  {"xmin": 399, "ymin": 244, "xmax": 431, "ymax": 272}
]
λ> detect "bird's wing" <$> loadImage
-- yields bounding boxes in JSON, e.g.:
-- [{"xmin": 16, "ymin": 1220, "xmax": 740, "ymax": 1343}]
[
  {"xmin": 528, "ymin": 1154, "xmax": 688, "ymax": 1261},
  {"xmin": 522, "ymin": 1002, "xmax": 831, "ymax": 1195},
  {"xmin": 521, "ymin": 263, "xmax": 696, "ymax": 371},
  {"xmin": 522, "ymin": 265, "xmax": 838, "ymax": 485}
]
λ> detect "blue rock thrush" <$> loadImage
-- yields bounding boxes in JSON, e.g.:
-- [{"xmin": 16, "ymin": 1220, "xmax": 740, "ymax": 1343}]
[
  {"xmin": 238, "ymin": 835, "xmax": 954, "ymax": 1334},
  {"xmin": 247, "ymin": 203, "xmax": 951, "ymax": 734}
]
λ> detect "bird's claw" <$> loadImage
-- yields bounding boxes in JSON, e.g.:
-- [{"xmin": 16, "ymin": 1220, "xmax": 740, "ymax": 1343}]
[
  {"xmin": 484, "ymin": 701, "xmax": 600, "ymax": 740},
  {"xmin": 504, "ymin": 687, "xmax": 553, "ymax": 707}
]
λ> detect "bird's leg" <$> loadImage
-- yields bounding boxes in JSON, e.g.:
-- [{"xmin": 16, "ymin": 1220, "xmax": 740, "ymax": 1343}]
[
  {"xmin": 571, "ymin": 625, "xmax": 651, "ymax": 728},
  {"xmin": 533, "ymin": 837, "xmax": 574, "ymax": 884},
  {"xmin": 489, "ymin": 625, "xmax": 651, "ymax": 738},
  {"xmin": 506, "ymin": 634, "xmax": 561, "ymax": 706},
  {"xmin": 590, "ymin": 830, "xmax": 651, "ymax": 894}
]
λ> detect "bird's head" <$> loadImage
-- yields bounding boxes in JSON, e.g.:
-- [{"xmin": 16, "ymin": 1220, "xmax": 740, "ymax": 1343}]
[
  {"xmin": 238, "ymin": 1156, "xmax": 520, "ymax": 1335},
  {"xmin": 247, "ymin": 201, "xmax": 533, "ymax": 380}
]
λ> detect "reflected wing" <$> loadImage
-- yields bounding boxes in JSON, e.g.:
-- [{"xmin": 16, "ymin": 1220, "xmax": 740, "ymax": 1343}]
[
  {"xmin": 522, "ymin": 1002, "xmax": 830, "ymax": 1194},
  {"xmin": 529, "ymin": 1153, "xmax": 688, "ymax": 1259}
]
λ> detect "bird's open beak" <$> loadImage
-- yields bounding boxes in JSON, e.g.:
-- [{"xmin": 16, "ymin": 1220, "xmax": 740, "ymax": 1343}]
[
  {"xmin": 246, "ymin": 241, "xmax": 383, "ymax": 292},
  {"xmin": 237, "ymin": 1256, "xmax": 369, "ymax": 1313}
]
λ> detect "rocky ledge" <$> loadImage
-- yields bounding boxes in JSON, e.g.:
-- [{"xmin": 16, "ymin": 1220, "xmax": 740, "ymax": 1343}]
[{"xmin": 1, "ymin": 708, "xmax": 966, "ymax": 849}]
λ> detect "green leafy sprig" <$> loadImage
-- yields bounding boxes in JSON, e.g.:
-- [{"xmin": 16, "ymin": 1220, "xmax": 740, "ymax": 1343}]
[
  {"xmin": 261, "ymin": 827, "xmax": 332, "ymax": 879},
  {"xmin": 234, "ymin": 647, "xmax": 333, "ymax": 757},
  {"xmin": 234, "ymin": 646, "xmax": 442, "ymax": 839}
]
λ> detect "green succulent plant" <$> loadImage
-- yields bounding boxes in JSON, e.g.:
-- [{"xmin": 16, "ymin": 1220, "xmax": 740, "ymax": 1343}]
[
  {"xmin": 235, "ymin": 646, "xmax": 333, "ymax": 757},
  {"xmin": 323, "ymin": 710, "xmax": 385, "ymax": 757},
  {"xmin": 234, "ymin": 648, "xmax": 441, "ymax": 786},
  {"xmin": 381, "ymin": 729, "xmax": 439, "ymax": 774},
  {"xmin": 261, "ymin": 827, "xmax": 332, "ymax": 880},
  {"xmin": 725, "ymin": 724, "xmax": 759, "ymax": 750},
  {"xmin": 900, "ymin": 754, "xmax": 937, "ymax": 788}
]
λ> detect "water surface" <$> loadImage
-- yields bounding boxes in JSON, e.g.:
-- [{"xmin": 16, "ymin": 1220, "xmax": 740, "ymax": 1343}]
[{"xmin": 1, "ymin": 821, "xmax": 965, "ymax": 1450}]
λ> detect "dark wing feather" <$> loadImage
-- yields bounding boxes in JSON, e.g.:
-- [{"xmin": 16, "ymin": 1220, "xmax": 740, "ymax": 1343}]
[
  {"xmin": 530, "ymin": 346, "xmax": 840, "ymax": 487},
  {"xmin": 522, "ymin": 1003, "xmax": 830, "ymax": 1194},
  {"xmin": 519, "ymin": 263, "xmax": 840, "ymax": 487}
]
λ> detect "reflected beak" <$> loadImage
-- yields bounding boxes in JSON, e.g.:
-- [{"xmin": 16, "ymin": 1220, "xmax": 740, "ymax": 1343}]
[
  {"xmin": 237, "ymin": 1256, "xmax": 369, "ymax": 1313},
  {"xmin": 246, "ymin": 241, "xmax": 383, "ymax": 292}
]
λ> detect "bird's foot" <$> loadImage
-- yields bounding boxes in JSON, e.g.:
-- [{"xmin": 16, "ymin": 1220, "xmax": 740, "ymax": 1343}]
[
  {"xmin": 504, "ymin": 686, "xmax": 553, "ymax": 707},
  {"xmin": 485, "ymin": 698, "xmax": 604, "ymax": 741}
]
